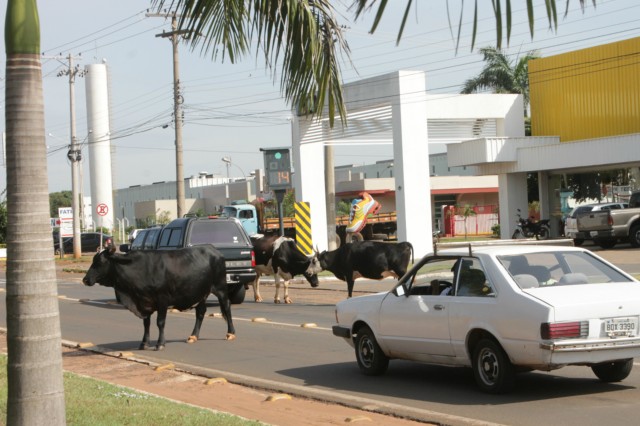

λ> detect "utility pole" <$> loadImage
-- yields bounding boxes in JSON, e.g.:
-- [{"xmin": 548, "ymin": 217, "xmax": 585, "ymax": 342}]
[
  {"xmin": 148, "ymin": 11, "xmax": 188, "ymax": 218},
  {"xmin": 57, "ymin": 54, "xmax": 85, "ymax": 259}
]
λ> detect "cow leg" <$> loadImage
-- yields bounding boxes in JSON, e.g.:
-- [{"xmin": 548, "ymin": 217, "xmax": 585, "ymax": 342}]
[
  {"xmin": 187, "ymin": 299, "xmax": 207, "ymax": 344},
  {"xmin": 252, "ymin": 273, "xmax": 263, "ymax": 302},
  {"xmin": 283, "ymin": 279, "xmax": 292, "ymax": 304},
  {"xmin": 347, "ymin": 279, "xmax": 355, "ymax": 298},
  {"xmin": 274, "ymin": 274, "xmax": 282, "ymax": 304},
  {"xmin": 156, "ymin": 307, "xmax": 168, "ymax": 351},
  {"xmin": 140, "ymin": 315, "xmax": 151, "ymax": 350},
  {"xmin": 211, "ymin": 287, "xmax": 236, "ymax": 340}
]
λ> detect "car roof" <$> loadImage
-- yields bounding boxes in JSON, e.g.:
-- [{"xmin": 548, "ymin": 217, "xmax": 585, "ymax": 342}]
[{"xmin": 433, "ymin": 240, "xmax": 581, "ymax": 257}]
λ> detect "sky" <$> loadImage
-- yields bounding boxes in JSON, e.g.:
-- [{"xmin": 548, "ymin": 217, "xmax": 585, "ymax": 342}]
[{"xmin": 1, "ymin": 0, "xmax": 639, "ymax": 195}]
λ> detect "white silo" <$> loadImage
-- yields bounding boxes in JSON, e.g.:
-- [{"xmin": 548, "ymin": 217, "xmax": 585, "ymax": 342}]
[{"xmin": 84, "ymin": 63, "xmax": 114, "ymax": 231}]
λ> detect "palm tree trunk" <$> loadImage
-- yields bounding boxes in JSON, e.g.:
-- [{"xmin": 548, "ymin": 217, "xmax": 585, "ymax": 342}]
[{"xmin": 5, "ymin": 0, "xmax": 66, "ymax": 424}]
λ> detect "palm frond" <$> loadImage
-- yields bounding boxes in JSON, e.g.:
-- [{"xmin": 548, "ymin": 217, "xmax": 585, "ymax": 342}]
[{"xmin": 152, "ymin": 0, "xmax": 350, "ymax": 127}]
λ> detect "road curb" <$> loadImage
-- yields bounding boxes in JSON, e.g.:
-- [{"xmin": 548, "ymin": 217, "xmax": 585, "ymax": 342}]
[{"xmin": 55, "ymin": 336, "xmax": 500, "ymax": 426}]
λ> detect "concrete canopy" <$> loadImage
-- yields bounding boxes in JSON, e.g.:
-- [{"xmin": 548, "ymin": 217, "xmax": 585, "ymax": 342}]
[{"xmin": 291, "ymin": 70, "xmax": 525, "ymax": 257}]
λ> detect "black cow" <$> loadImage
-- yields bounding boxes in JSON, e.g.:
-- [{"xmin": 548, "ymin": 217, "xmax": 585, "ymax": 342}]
[
  {"xmin": 82, "ymin": 245, "xmax": 235, "ymax": 350},
  {"xmin": 251, "ymin": 235, "xmax": 322, "ymax": 303},
  {"xmin": 318, "ymin": 240, "xmax": 414, "ymax": 297}
]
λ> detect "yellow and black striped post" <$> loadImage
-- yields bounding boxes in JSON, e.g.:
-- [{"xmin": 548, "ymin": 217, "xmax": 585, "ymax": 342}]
[{"xmin": 294, "ymin": 202, "xmax": 313, "ymax": 255}]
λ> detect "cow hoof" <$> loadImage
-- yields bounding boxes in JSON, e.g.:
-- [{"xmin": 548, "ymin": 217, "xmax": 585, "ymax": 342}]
[
  {"xmin": 255, "ymin": 296, "xmax": 263, "ymax": 303},
  {"xmin": 226, "ymin": 333, "xmax": 236, "ymax": 341},
  {"xmin": 155, "ymin": 345, "xmax": 165, "ymax": 351},
  {"xmin": 284, "ymin": 297, "xmax": 292, "ymax": 304},
  {"xmin": 139, "ymin": 343, "xmax": 150, "ymax": 350},
  {"xmin": 187, "ymin": 335, "xmax": 198, "ymax": 344},
  {"xmin": 274, "ymin": 299, "xmax": 281, "ymax": 304}
]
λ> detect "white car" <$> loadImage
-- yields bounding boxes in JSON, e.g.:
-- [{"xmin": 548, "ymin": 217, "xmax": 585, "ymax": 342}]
[{"xmin": 332, "ymin": 241, "xmax": 640, "ymax": 393}]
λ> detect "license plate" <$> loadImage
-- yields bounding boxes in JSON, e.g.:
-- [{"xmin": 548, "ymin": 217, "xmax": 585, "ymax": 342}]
[
  {"xmin": 590, "ymin": 231, "xmax": 598, "ymax": 237},
  {"xmin": 604, "ymin": 317, "xmax": 638, "ymax": 336}
]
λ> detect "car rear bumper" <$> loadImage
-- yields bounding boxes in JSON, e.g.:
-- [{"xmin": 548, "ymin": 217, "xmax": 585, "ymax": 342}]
[
  {"xmin": 226, "ymin": 269, "xmax": 257, "ymax": 285},
  {"xmin": 541, "ymin": 337, "xmax": 640, "ymax": 365}
]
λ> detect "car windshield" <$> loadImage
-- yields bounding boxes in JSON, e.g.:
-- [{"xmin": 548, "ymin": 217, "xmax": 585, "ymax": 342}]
[
  {"xmin": 220, "ymin": 207, "xmax": 236, "ymax": 218},
  {"xmin": 498, "ymin": 251, "xmax": 633, "ymax": 288}
]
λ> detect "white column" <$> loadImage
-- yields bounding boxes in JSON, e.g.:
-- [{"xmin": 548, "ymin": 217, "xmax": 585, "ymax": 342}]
[
  {"xmin": 391, "ymin": 71, "xmax": 432, "ymax": 257},
  {"xmin": 291, "ymin": 115, "xmax": 328, "ymax": 252},
  {"xmin": 498, "ymin": 173, "xmax": 528, "ymax": 239},
  {"xmin": 85, "ymin": 63, "xmax": 114, "ymax": 231}
]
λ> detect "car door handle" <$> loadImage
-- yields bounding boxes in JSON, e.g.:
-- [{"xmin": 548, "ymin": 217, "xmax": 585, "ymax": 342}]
[{"xmin": 434, "ymin": 304, "xmax": 445, "ymax": 310}]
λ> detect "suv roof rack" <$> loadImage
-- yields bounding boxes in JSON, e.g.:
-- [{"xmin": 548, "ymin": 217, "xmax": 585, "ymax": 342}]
[{"xmin": 433, "ymin": 238, "xmax": 575, "ymax": 256}]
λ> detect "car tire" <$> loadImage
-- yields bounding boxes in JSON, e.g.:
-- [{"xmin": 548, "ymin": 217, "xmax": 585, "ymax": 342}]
[
  {"xmin": 596, "ymin": 238, "xmax": 617, "ymax": 249},
  {"xmin": 355, "ymin": 326, "xmax": 389, "ymax": 376},
  {"xmin": 228, "ymin": 283, "xmax": 246, "ymax": 305},
  {"xmin": 629, "ymin": 224, "xmax": 640, "ymax": 248},
  {"xmin": 573, "ymin": 238, "xmax": 584, "ymax": 247},
  {"xmin": 591, "ymin": 359, "xmax": 633, "ymax": 382},
  {"xmin": 472, "ymin": 338, "xmax": 516, "ymax": 394}
]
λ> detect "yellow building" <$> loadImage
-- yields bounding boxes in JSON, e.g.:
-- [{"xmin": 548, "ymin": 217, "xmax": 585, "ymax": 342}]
[{"xmin": 529, "ymin": 37, "xmax": 640, "ymax": 141}]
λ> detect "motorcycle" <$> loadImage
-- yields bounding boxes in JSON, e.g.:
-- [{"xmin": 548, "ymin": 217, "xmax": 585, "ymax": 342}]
[{"xmin": 511, "ymin": 209, "xmax": 550, "ymax": 240}]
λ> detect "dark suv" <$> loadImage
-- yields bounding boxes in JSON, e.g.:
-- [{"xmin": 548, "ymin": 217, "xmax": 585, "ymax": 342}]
[{"xmin": 155, "ymin": 217, "xmax": 256, "ymax": 304}]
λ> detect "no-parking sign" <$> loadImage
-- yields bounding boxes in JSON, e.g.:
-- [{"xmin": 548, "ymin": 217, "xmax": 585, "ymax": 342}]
[{"xmin": 96, "ymin": 203, "xmax": 109, "ymax": 216}]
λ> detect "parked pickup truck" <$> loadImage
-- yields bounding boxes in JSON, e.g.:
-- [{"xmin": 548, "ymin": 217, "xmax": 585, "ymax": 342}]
[
  {"xmin": 122, "ymin": 217, "xmax": 256, "ymax": 304},
  {"xmin": 576, "ymin": 191, "xmax": 640, "ymax": 249}
]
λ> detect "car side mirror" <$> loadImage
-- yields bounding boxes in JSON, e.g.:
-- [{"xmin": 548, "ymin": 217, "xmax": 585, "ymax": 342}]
[
  {"xmin": 119, "ymin": 244, "xmax": 130, "ymax": 253},
  {"xmin": 393, "ymin": 284, "xmax": 406, "ymax": 297}
]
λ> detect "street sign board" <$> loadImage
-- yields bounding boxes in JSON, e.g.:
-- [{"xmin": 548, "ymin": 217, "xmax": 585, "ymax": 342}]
[{"xmin": 58, "ymin": 207, "xmax": 73, "ymax": 238}]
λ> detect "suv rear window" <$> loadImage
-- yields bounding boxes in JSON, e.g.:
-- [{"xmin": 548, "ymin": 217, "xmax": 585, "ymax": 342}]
[{"xmin": 188, "ymin": 220, "xmax": 248, "ymax": 245}]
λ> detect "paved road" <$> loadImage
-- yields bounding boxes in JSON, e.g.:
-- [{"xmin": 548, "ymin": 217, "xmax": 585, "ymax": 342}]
[{"xmin": 1, "ymin": 244, "xmax": 640, "ymax": 426}]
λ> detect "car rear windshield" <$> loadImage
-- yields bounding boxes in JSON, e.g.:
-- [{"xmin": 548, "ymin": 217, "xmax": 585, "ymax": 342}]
[
  {"xmin": 498, "ymin": 251, "xmax": 633, "ymax": 288},
  {"xmin": 188, "ymin": 221, "xmax": 248, "ymax": 246}
]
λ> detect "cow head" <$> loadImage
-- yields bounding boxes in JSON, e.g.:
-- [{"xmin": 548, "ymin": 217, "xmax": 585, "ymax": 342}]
[
  {"xmin": 317, "ymin": 249, "xmax": 334, "ymax": 270},
  {"xmin": 302, "ymin": 251, "xmax": 323, "ymax": 288},
  {"xmin": 82, "ymin": 246, "xmax": 116, "ymax": 287}
]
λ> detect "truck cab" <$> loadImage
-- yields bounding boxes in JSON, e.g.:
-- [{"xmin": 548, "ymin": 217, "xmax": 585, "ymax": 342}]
[{"xmin": 221, "ymin": 203, "xmax": 259, "ymax": 236}]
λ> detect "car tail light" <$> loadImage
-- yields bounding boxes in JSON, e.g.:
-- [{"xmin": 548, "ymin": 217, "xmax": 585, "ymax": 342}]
[
  {"xmin": 541, "ymin": 321, "xmax": 588, "ymax": 339},
  {"xmin": 608, "ymin": 214, "xmax": 614, "ymax": 226},
  {"xmin": 251, "ymin": 250, "xmax": 256, "ymax": 267}
]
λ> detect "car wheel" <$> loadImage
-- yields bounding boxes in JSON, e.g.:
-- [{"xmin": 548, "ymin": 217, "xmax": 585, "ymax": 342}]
[
  {"xmin": 596, "ymin": 239, "xmax": 617, "ymax": 249},
  {"xmin": 591, "ymin": 359, "xmax": 633, "ymax": 382},
  {"xmin": 228, "ymin": 283, "xmax": 246, "ymax": 305},
  {"xmin": 355, "ymin": 326, "xmax": 389, "ymax": 376},
  {"xmin": 629, "ymin": 224, "xmax": 640, "ymax": 248},
  {"xmin": 573, "ymin": 238, "xmax": 584, "ymax": 247},
  {"xmin": 536, "ymin": 226, "xmax": 550, "ymax": 240},
  {"xmin": 472, "ymin": 338, "xmax": 516, "ymax": 394}
]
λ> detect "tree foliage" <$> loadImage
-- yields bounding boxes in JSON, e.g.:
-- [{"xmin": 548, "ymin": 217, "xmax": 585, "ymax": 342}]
[
  {"xmin": 151, "ymin": 0, "xmax": 349, "ymax": 127},
  {"xmin": 353, "ymin": 1, "xmax": 596, "ymax": 51},
  {"xmin": 461, "ymin": 47, "xmax": 540, "ymax": 115},
  {"xmin": 49, "ymin": 191, "xmax": 73, "ymax": 218}
]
